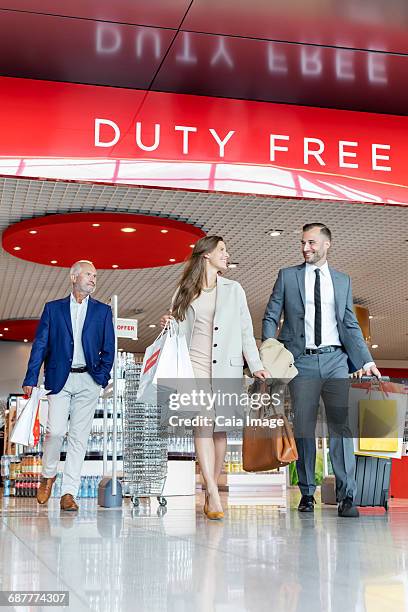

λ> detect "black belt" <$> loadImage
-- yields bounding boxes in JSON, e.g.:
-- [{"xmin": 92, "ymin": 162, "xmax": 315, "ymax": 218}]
[
  {"xmin": 70, "ymin": 366, "xmax": 88, "ymax": 373},
  {"xmin": 304, "ymin": 346, "xmax": 343, "ymax": 355}
]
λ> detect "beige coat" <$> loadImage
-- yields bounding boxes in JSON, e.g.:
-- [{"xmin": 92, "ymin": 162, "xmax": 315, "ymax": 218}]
[{"xmin": 174, "ymin": 275, "xmax": 263, "ymax": 378}]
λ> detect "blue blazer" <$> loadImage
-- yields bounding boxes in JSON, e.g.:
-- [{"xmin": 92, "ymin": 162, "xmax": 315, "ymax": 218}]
[{"xmin": 23, "ymin": 296, "xmax": 115, "ymax": 394}]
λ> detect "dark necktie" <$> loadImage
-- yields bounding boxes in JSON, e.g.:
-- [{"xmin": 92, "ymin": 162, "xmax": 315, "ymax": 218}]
[{"xmin": 314, "ymin": 268, "xmax": 322, "ymax": 347}]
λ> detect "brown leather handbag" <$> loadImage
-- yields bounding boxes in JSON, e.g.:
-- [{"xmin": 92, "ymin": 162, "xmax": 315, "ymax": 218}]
[{"xmin": 243, "ymin": 381, "xmax": 298, "ymax": 472}]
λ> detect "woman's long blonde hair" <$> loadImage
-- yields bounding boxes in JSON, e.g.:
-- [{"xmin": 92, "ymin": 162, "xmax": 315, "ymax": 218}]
[{"xmin": 171, "ymin": 235, "xmax": 224, "ymax": 321}]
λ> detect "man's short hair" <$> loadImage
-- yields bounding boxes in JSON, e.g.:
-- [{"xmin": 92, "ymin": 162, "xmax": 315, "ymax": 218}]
[
  {"xmin": 302, "ymin": 223, "xmax": 332, "ymax": 241},
  {"xmin": 70, "ymin": 260, "xmax": 94, "ymax": 277}
]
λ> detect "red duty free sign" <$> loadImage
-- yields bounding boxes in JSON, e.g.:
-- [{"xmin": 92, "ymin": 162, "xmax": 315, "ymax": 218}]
[{"xmin": 0, "ymin": 76, "xmax": 407, "ymax": 204}]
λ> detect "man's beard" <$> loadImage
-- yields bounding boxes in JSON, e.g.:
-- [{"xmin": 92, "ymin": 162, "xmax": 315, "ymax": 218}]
[{"xmin": 305, "ymin": 250, "xmax": 324, "ymax": 264}]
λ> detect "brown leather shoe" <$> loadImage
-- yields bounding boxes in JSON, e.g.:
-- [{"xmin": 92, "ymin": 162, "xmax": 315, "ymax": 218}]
[
  {"xmin": 60, "ymin": 494, "xmax": 79, "ymax": 512},
  {"xmin": 37, "ymin": 476, "xmax": 56, "ymax": 504}
]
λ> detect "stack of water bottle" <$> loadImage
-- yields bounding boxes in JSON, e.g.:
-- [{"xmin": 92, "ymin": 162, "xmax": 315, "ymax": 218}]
[{"xmin": 51, "ymin": 473, "xmax": 103, "ymax": 498}]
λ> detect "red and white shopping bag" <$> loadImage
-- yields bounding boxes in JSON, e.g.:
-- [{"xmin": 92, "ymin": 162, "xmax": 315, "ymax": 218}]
[
  {"xmin": 137, "ymin": 320, "xmax": 194, "ymax": 405},
  {"xmin": 11, "ymin": 387, "xmax": 49, "ymax": 447}
]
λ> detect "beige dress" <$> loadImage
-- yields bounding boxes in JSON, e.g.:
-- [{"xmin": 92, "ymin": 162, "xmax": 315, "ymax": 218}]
[
  {"xmin": 189, "ymin": 286, "xmax": 216, "ymax": 379},
  {"xmin": 189, "ymin": 287, "xmax": 218, "ymax": 425}
]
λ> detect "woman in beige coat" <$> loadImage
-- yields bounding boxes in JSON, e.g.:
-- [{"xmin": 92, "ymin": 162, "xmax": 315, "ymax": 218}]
[{"xmin": 161, "ymin": 236, "xmax": 268, "ymax": 519}]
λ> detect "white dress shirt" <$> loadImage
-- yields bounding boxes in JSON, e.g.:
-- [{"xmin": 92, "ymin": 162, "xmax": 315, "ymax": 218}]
[
  {"xmin": 70, "ymin": 293, "xmax": 89, "ymax": 368},
  {"xmin": 304, "ymin": 262, "xmax": 374, "ymax": 370},
  {"xmin": 305, "ymin": 262, "xmax": 341, "ymax": 349}
]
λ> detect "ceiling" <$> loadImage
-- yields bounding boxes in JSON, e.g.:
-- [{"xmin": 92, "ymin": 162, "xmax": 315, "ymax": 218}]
[
  {"xmin": 0, "ymin": 176, "xmax": 406, "ymax": 360},
  {"xmin": 1, "ymin": 1, "xmax": 408, "ymax": 114}
]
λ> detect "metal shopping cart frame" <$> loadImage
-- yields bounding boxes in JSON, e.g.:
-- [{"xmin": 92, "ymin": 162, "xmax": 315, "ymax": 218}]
[{"xmin": 123, "ymin": 362, "xmax": 168, "ymax": 510}]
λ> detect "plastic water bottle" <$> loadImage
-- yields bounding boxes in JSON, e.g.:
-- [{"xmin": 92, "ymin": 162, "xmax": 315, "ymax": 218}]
[{"xmin": 81, "ymin": 476, "xmax": 88, "ymax": 498}]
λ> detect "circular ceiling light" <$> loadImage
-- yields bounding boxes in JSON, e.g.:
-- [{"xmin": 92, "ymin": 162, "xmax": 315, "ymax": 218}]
[
  {"xmin": 29, "ymin": 230, "xmax": 37, "ymax": 235},
  {"xmin": 160, "ymin": 229, "xmax": 169, "ymax": 234},
  {"xmin": 112, "ymin": 264, "xmax": 119, "ymax": 269},
  {"xmin": 371, "ymin": 344, "xmax": 379, "ymax": 349},
  {"xmin": 228, "ymin": 263, "xmax": 238, "ymax": 269},
  {"xmin": 121, "ymin": 227, "xmax": 137, "ymax": 233},
  {"xmin": 2, "ymin": 213, "xmax": 205, "ymax": 269},
  {"xmin": 169, "ymin": 258, "xmax": 176, "ymax": 263},
  {"xmin": 268, "ymin": 230, "xmax": 283, "ymax": 237},
  {"xmin": 148, "ymin": 324, "xmax": 157, "ymax": 328},
  {"xmin": 13, "ymin": 246, "xmax": 21, "ymax": 251}
]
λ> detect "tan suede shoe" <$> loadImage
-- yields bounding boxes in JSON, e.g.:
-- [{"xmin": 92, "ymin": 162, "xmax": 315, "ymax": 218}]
[
  {"xmin": 60, "ymin": 494, "xmax": 79, "ymax": 512},
  {"xmin": 37, "ymin": 476, "xmax": 56, "ymax": 504}
]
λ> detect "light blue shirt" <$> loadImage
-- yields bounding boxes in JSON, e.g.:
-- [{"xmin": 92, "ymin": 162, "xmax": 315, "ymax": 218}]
[{"xmin": 70, "ymin": 293, "xmax": 89, "ymax": 367}]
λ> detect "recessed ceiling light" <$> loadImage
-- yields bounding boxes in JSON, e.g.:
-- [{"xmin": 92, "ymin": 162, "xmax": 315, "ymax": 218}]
[
  {"xmin": 369, "ymin": 315, "xmax": 374, "ymax": 320},
  {"xmin": 13, "ymin": 246, "xmax": 21, "ymax": 251},
  {"xmin": 371, "ymin": 344, "xmax": 379, "ymax": 349},
  {"xmin": 0, "ymin": 334, "xmax": 3, "ymax": 337},
  {"xmin": 29, "ymin": 230, "xmax": 37, "ymax": 235},
  {"xmin": 112, "ymin": 264, "xmax": 119, "ymax": 268},
  {"xmin": 4, "ymin": 328, "xmax": 8, "ymax": 331},
  {"xmin": 121, "ymin": 227, "xmax": 136, "ymax": 233},
  {"xmin": 50, "ymin": 260, "xmax": 57, "ymax": 264},
  {"xmin": 92, "ymin": 223, "xmax": 101, "ymax": 227},
  {"xmin": 118, "ymin": 348, "xmax": 124, "ymax": 352},
  {"xmin": 169, "ymin": 258, "xmax": 176, "ymax": 262},
  {"xmin": 268, "ymin": 230, "xmax": 283, "ymax": 237},
  {"xmin": 161, "ymin": 229, "xmax": 169, "ymax": 234},
  {"xmin": 189, "ymin": 244, "xmax": 195, "ymax": 248},
  {"xmin": 148, "ymin": 324, "xmax": 157, "ymax": 328},
  {"xmin": 228, "ymin": 263, "xmax": 238, "ymax": 269},
  {"xmin": 23, "ymin": 339, "xmax": 28, "ymax": 343}
]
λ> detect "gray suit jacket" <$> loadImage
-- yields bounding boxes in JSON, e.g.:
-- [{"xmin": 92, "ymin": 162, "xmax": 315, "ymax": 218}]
[{"xmin": 262, "ymin": 263, "xmax": 373, "ymax": 370}]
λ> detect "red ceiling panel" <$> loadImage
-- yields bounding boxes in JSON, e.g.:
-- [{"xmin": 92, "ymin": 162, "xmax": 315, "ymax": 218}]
[
  {"xmin": 183, "ymin": 0, "xmax": 408, "ymax": 54},
  {"xmin": 153, "ymin": 31, "xmax": 408, "ymax": 115},
  {"xmin": 0, "ymin": 12, "xmax": 175, "ymax": 89},
  {"xmin": 0, "ymin": 1, "xmax": 190, "ymax": 28},
  {"xmin": 2, "ymin": 213, "xmax": 205, "ymax": 269}
]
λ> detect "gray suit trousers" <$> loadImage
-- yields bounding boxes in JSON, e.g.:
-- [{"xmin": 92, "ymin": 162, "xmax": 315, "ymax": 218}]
[{"xmin": 289, "ymin": 348, "xmax": 356, "ymax": 501}]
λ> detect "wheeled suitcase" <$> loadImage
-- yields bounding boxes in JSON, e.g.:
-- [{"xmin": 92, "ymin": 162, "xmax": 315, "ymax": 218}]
[
  {"xmin": 321, "ymin": 456, "xmax": 392, "ymax": 510},
  {"xmin": 354, "ymin": 455, "xmax": 391, "ymax": 511}
]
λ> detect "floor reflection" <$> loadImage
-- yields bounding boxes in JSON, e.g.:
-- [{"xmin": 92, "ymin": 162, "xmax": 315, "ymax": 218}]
[{"xmin": 0, "ymin": 492, "xmax": 407, "ymax": 612}]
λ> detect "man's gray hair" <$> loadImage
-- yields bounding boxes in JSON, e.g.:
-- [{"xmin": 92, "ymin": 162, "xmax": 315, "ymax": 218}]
[{"xmin": 70, "ymin": 260, "xmax": 95, "ymax": 277}]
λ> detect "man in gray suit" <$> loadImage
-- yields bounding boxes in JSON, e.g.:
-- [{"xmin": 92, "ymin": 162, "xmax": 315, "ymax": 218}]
[{"xmin": 262, "ymin": 223, "xmax": 381, "ymax": 517}]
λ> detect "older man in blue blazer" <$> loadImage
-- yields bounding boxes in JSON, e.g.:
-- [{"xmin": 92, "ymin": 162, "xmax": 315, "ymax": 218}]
[
  {"xmin": 23, "ymin": 260, "xmax": 114, "ymax": 511},
  {"xmin": 263, "ymin": 223, "xmax": 381, "ymax": 518}
]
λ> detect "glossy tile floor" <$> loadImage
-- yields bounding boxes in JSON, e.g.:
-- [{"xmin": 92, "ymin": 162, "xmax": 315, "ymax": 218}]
[{"xmin": 1, "ymin": 490, "xmax": 407, "ymax": 612}]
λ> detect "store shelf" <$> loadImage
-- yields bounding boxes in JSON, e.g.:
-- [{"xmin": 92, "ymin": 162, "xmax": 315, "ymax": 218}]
[
  {"xmin": 59, "ymin": 452, "xmax": 123, "ymax": 461},
  {"xmin": 167, "ymin": 452, "xmax": 195, "ymax": 461}
]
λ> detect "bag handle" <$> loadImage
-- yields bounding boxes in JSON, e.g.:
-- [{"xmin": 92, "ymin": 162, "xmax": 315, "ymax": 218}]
[
  {"xmin": 248, "ymin": 379, "xmax": 282, "ymax": 420},
  {"xmin": 154, "ymin": 317, "xmax": 178, "ymax": 342},
  {"xmin": 366, "ymin": 378, "xmax": 389, "ymax": 400}
]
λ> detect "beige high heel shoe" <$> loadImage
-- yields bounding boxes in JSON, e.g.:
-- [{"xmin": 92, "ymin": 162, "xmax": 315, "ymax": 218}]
[{"xmin": 204, "ymin": 491, "xmax": 224, "ymax": 520}]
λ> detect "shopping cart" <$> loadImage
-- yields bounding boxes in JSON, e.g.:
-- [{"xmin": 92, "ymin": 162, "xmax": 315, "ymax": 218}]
[{"xmin": 123, "ymin": 362, "xmax": 168, "ymax": 508}]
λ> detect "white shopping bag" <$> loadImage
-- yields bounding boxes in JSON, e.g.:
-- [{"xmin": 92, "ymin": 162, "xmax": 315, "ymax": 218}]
[
  {"xmin": 137, "ymin": 320, "xmax": 196, "ymax": 406},
  {"xmin": 11, "ymin": 387, "xmax": 49, "ymax": 447},
  {"xmin": 137, "ymin": 321, "xmax": 179, "ymax": 405},
  {"xmin": 176, "ymin": 333, "xmax": 195, "ymax": 379}
]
